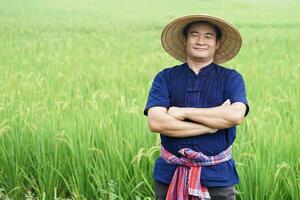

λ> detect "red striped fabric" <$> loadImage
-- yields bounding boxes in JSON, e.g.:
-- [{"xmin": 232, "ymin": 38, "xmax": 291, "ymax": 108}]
[{"xmin": 160, "ymin": 146, "xmax": 232, "ymax": 200}]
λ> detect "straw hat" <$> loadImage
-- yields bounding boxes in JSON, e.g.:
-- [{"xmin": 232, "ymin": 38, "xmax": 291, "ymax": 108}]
[{"xmin": 161, "ymin": 14, "xmax": 242, "ymax": 64}]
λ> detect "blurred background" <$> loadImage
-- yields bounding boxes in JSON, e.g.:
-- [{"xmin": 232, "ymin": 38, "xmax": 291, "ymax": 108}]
[{"xmin": 0, "ymin": 0, "xmax": 300, "ymax": 199}]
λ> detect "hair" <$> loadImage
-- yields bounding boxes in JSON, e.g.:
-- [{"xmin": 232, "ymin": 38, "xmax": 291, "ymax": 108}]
[{"xmin": 182, "ymin": 21, "xmax": 222, "ymax": 40}]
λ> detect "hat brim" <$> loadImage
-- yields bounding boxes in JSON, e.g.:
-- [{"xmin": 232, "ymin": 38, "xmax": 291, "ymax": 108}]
[{"xmin": 161, "ymin": 14, "xmax": 242, "ymax": 64}]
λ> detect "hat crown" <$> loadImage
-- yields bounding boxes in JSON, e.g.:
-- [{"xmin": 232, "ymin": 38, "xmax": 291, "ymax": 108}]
[{"xmin": 161, "ymin": 14, "xmax": 242, "ymax": 64}]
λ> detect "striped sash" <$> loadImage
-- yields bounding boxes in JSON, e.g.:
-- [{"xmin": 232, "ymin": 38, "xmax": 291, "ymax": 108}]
[{"xmin": 160, "ymin": 145, "xmax": 232, "ymax": 200}]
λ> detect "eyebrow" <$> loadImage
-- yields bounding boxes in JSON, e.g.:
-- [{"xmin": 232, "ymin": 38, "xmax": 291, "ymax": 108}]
[
  {"xmin": 189, "ymin": 31, "xmax": 216, "ymax": 36},
  {"xmin": 205, "ymin": 33, "xmax": 215, "ymax": 37}
]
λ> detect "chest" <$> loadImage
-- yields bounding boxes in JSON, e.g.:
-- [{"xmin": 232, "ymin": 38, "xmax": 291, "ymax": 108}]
[{"xmin": 168, "ymin": 72, "xmax": 226, "ymax": 108}]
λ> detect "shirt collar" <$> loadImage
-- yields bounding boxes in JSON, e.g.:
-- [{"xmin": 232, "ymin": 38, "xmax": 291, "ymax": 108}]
[{"xmin": 184, "ymin": 62, "xmax": 215, "ymax": 77}]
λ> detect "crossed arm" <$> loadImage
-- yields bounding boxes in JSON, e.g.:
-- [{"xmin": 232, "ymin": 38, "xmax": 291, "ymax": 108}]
[{"xmin": 147, "ymin": 99, "xmax": 247, "ymax": 137}]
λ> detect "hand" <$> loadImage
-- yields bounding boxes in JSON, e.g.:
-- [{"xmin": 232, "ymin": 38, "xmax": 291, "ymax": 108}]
[
  {"xmin": 206, "ymin": 127, "xmax": 218, "ymax": 134},
  {"xmin": 167, "ymin": 107, "xmax": 186, "ymax": 121}
]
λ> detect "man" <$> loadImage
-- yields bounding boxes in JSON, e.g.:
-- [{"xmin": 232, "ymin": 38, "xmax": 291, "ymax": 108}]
[{"xmin": 144, "ymin": 14, "xmax": 249, "ymax": 200}]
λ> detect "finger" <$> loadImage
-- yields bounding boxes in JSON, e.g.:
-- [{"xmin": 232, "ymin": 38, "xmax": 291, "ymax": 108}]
[
  {"xmin": 226, "ymin": 99, "xmax": 231, "ymax": 105},
  {"xmin": 222, "ymin": 99, "xmax": 230, "ymax": 106}
]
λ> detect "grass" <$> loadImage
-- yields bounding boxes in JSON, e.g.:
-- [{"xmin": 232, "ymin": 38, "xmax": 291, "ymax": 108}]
[{"xmin": 0, "ymin": 0, "xmax": 300, "ymax": 199}]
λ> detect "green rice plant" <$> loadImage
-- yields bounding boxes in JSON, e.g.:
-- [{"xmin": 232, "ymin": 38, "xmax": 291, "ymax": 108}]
[{"xmin": 0, "ymin": 0, "xmax": 299, "ymax": 199}]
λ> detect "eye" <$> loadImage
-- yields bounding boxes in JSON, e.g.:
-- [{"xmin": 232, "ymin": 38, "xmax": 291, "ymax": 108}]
[{"xmin": 206, "ymin": 34, "xmax": 216, "ymax": 39}]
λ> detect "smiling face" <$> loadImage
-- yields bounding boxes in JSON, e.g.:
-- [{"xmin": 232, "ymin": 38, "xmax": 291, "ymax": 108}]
[{"xmin": 183, "ymin": 22, "xmax": 221, "ymax": 62}]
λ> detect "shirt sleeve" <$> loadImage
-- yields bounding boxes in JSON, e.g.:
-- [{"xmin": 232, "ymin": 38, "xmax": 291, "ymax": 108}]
[
  {"xmin": 224, "ymin": 69, "xmax": 250, "ymax": 117},
  {"xmin": 143, "ymin": 70, "xmax": 170, "ymax": 116}
]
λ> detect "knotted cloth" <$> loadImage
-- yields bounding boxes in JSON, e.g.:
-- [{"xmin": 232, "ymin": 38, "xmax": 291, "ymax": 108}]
[{"xmin": 160, "ymin": 145, "xmax": 232, "ymax": 200}]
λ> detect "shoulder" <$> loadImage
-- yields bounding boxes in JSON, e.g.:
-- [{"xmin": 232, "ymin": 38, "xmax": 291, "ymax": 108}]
[
  {"xmin": 155, "ymin": 63, "xmax": 185, "ymax": 80},
  {"xmin": 213, "ymin": 63, "xmax": 244, "ymax": 79}
]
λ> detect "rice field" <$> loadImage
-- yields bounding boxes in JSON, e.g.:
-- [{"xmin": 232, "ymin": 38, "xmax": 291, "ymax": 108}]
[{"xmin": 0, "ymin": 0, "xmax": 300, "ymax": 199}]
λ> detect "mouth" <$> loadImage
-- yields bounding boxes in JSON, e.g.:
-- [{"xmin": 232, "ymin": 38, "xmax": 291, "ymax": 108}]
[{"xmin": 193, "ymin": 47, "xmax": 207, "ymax": 51}]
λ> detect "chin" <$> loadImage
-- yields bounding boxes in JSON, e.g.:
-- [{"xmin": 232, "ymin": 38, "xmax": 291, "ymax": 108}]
[
  {"xmin": 191, "ymin": 54, "xmax": 206, "ymax": 59},
  {"xmin": 190, "ymin": 52, "xmax": 206, "ymax": 58}
]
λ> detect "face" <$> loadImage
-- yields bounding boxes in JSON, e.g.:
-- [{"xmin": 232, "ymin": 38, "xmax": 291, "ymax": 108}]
[{"xmin": 183, "ymin": 22, "xmax": 220, "ymax": 62}]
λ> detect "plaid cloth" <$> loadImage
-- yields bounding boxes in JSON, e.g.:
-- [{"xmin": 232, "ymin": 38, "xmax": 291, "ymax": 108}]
[{"xmin": 160, "ymin": 145, "xmax": 232, "ymax": 200}]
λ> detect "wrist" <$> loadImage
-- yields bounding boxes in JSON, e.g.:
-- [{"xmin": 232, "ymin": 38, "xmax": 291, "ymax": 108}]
[
  {"xmin": 182, "ymin": 107, "xmax": 189, "ymax": 119},
  {"xmin": 182, "ymin": 107, "xmax": 192, "ymax": 119}
]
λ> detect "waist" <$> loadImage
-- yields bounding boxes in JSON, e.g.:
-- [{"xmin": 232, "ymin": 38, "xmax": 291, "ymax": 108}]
[
  {"xmin": 153, "ymin": 157, "xmax": 240, "ymax": 186},
  {"xmin": 160, "ymin": 145, "xmax": 232, "ymax": 167}
]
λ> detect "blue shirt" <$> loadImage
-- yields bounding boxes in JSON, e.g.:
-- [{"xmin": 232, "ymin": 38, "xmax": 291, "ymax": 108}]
[{"xmin": 144, "ymin": 62, "xmax": 249, "ymax": 187}]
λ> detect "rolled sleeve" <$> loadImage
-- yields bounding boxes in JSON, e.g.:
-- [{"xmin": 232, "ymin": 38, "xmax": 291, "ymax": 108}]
[
  {"xmin": 144, "ymin": 70, "xmax": 170, "ymax": 116},
  {"xmin": 224, "ymin": 70, "xmax": 250, "ymax": 117}
]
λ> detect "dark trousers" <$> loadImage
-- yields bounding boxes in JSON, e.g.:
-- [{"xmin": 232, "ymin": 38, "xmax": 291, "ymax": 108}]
[{"xmin": 154, "ymin": 180, "xmax": 236, "ymax": 200}]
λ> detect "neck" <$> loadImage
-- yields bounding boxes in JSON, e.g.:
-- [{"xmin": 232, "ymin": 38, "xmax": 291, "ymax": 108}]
[{"xmin": 186, "ymin": 57, "xmax": 213, "ymax": 74}]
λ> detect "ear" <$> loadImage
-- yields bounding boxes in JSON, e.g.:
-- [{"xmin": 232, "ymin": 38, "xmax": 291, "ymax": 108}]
[
  {"xmin": 183, "ymin": 37, "xmax": 187, "ymax": 46},
  {"xmin": 215, "ymin": 39, "xmax": 221, "ymax": 49}
]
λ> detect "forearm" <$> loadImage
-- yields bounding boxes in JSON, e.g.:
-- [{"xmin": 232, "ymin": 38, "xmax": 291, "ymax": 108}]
[
  {"xmin": 148, "ymin": 111, "xmax": 215, "ymax": 138},
  {"xmin": 184, "ymin": 107, "xmax": 231, "ymax": 129},
  {"xmin": 183, "ymin": 103, "xmax": 246, "ymax": 129}
]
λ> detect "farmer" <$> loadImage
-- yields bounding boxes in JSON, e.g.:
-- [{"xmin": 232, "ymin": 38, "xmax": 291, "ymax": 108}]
[{"xmin": 143, "ymin": 14, "xmax": 249, "ymax": 200}]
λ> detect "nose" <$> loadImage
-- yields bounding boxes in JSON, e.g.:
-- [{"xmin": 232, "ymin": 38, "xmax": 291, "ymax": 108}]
[{"xmin": 196, "ymin": 36, "xmax": 205, "ymax": 45}]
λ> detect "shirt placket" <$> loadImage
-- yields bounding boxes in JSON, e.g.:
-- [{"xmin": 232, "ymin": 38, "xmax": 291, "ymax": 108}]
[{"xmin": 185, "ymin": 73, "xmax": 205, "ymax": 107}]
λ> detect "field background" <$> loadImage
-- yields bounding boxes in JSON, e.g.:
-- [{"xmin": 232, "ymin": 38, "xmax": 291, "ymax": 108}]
[{"xmin": 0, "ymin": 0, "xmax": 300, "ymax": 199}]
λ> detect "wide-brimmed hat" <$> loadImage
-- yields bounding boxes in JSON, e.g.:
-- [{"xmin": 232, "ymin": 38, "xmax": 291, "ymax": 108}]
[{"xmin": 161, "ymin": 14, "xmax": 242, "ymax": 64}]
